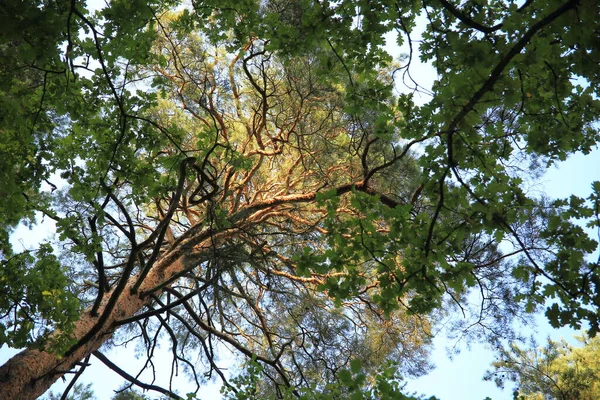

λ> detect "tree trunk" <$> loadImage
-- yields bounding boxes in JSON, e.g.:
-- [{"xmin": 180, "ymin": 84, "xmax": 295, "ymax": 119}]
[
  {"xmin": 0, "ymin": 289, "xmax": 146, "ymax": 400},
  {"xmin": 0, "ymin": 226, "xmax": 226, "ymax": 400}
]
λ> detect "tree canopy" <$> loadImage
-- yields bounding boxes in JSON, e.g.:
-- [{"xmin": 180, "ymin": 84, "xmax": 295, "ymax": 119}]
[
  {"xmin": 486, "ymin": 333, "xmax": 600, "ymax": 400},
  {"xmin": 0, "ymin": 0, "xmax": 599, "ymax": 399}
]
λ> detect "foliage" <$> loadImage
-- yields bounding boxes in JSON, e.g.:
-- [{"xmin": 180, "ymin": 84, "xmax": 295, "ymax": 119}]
[
  {"xmin": 485, "ymin": 333, "xmax": 600, "ymax": 400},
  {"xmin": 0, "ymin": 0, "xmax": 73, "ymax": 252},
  {"xmin": 220, "ymin": 359, "xmax": 436, "ymax": 400},
  {"xmin": 112, "ymin": 384, "xmax": 152, "ymax": 400},
  {"xmin": 0, "ymin": 0, "xmax": 599, "ymax": 398},
  {"xmin": 44, "ymin": 383, "xmax": 97, "ymax": 400},
  {"xmin": 44, "ymin": 382, "xmax": 151, "ymax": 400},
  {"xmin": 0, "ymin": 243, "xmax": 80, "ymax": 352}
]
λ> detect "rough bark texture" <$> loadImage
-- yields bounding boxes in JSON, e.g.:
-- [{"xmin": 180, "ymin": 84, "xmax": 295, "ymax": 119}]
[
  {"xmin": 0, "ymin": 290, "xmax": 145, "ymax": 400},
  {"xmin": 0, "ymin": 226, "xmax": 227, "ymax": 400}
]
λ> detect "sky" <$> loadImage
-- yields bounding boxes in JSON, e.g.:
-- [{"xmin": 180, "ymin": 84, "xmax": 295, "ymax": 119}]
[{"xmin": 2, "ymin": 2, "xmax": 600, "ymax": 400}]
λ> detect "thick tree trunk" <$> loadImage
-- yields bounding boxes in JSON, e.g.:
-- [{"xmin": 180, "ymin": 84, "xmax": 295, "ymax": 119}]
[
  {"xmin": 0, "ymin": 226, "xmax": 223, "ymax": 400},
  {"xmin": 0, "ymin": 287, "xmax": 147, "ymax": 400}
]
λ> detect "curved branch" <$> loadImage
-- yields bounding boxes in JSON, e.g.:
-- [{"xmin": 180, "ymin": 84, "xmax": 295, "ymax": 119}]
[
  {"xmin": 437, "ymin": 0, "xmax": 502, "ymax": 33},
  {"xmin": 446, "ymin": 0, "xmax": 579, "ymax": 133},
  {"xmin": 93, "ymin": 351, "xmax": 183, "ymax": 399}
]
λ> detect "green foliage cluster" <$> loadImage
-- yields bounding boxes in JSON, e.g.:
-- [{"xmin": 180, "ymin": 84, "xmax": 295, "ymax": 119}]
[
  {"xmin": 0, "ymin": 243, "xmax": 79, "ymax": 352},
  {"xmin": 220, "ymin": 358, "xmax": 436, "ymax": 400},
  {"xmin": 44, "ymin": 382, "xmax": 154, "ymax": 400},
  {"xmin": 44, "ymin": 383, "xmax": 96, "ymax": 400},
  {"xmin": 0, "ymin": 0, "xmax": 74, "ymax": 252},
  {"xmin": 486, "ymin": 333, "xmax": 600, "ymax": 400}
]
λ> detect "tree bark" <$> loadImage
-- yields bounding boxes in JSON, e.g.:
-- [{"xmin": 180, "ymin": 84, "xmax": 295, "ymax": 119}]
[
  {"xmin": 0, "ymin": 225, "xmax": 229, "ymax": 400},
  {"xmin": 0, "ymin": 287, "xmax": 146, "ymax": 400}
]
